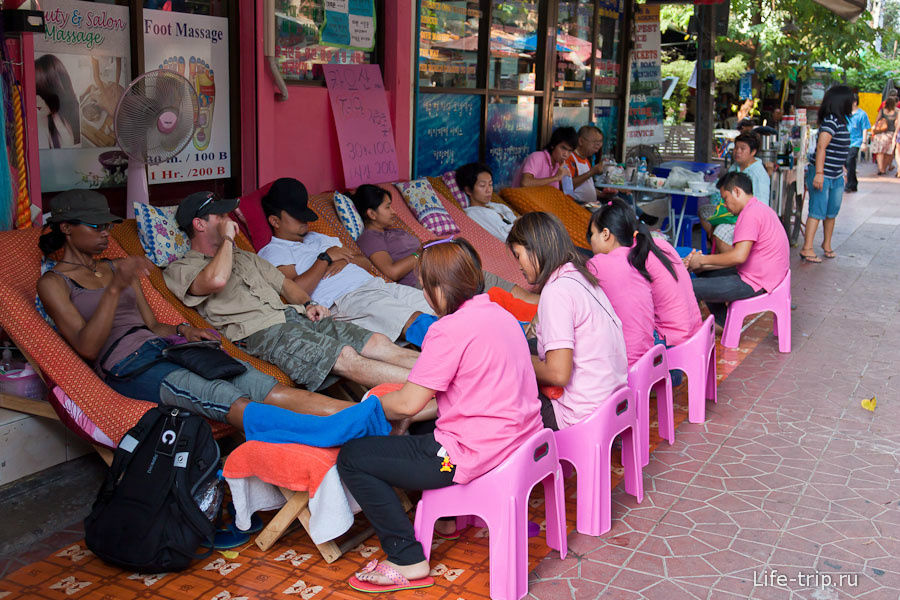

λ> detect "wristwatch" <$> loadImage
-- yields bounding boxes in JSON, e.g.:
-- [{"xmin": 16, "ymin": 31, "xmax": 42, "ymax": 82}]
[
  {"xmin": 175, "ymin": 322, "xmax": 190, "ymax": 337},
  {"xmin": 317, "ymin": 251, "xmax": 333, "ymax": 265}
]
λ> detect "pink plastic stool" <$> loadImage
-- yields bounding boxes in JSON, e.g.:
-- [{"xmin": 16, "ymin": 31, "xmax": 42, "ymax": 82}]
[
  {"xmin": 721, "ymin": 270, "xmax": 791, "ymax": 353},
  {"xmin": 627, "ymin": 344, "xmax": 674, "ymax": 467},
  {"xmin": 554, "ymin": 386, "xmax": 643, "ymax": 536},
  {"xmin": 413, "ymin": 428, "xmax": 567, "ymax": 600},
  {"xmin": 667, "ymin": 315, "xmax": 717, "ymax": 424}
]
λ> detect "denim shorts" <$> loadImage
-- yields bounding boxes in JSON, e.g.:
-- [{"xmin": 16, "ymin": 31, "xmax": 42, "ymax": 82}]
[
  {"xmin": 105, "ymin": 338, "xmax": 278, "ymax": 421},
  {"xmin": 806, "ymin": 166, "xmax": 844, "ymax": 220}
]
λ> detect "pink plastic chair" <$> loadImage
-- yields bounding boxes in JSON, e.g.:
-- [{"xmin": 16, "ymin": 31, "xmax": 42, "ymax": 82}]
[
  {"xmin": 721, "ymin": 270, "xmax": 791, "ymax": 353},
  {"xmin": 413, "ymin": 428, "xmax": 567, "ymax": 600},
  {"xmin": 666, "ymin": 316, "xmax": 718, "ymax": 424},
  {"xmin": 554, "ymin": 386, "xmax": 643, "ymax": 536},
  {"xmin": 627, "ymin": 344, "xmax": 674, "ymax": 467}
]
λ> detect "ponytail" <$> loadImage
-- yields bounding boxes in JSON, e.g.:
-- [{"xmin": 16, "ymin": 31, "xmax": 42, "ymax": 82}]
[
  {"xmin": 587, "ymin": 199, "xmax": 678, "ymax": 282},
  {"xmin": 38, "ymin": 223, "xmax": 67, "ymax": 256}
]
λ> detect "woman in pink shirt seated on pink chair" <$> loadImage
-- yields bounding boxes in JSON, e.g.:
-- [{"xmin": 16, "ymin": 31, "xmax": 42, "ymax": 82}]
[
  {"xmin": 507, "ymin": 212, "xmax": 627, "ymax": 431},
  {"xmin": 337, "ymin": 237, "xmax": 542, "ymax": 594},
  {"xmin": 586, "ymin": 200, "xmax": 702, "ymax": 362}
]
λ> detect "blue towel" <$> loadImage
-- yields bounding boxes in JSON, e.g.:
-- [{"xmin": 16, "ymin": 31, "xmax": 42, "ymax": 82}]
[
  {"xmin": 242, "ymin": 396, "xmax": 392, "ymax": 447},
  {"xmin": 404, "ymin": 313, "xmax": 438, "ymax": 347}
]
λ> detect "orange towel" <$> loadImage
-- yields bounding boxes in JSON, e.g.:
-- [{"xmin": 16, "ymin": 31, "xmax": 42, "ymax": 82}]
[
  {"xmin": 487, "ymin": 287, "xmax": 538, "ymax": 323},
  {"xmin": 222, "ymin": 441, "xmax": 338, "ymax": 496}
]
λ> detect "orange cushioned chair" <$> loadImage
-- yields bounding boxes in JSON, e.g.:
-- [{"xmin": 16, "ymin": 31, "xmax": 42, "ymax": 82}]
[
  {"xmin": 379, "ymin": 183, "xmax": 528, "ymax": 287},
  {"xmin": 499, "ymin": 186, "xmax": 592, "ymax": 250},
  {"xmin": 0, "ymin": 227, "xmax": 235, "ymax": 454}
]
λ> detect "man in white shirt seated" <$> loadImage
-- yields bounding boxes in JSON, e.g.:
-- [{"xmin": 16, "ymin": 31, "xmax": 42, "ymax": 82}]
[
  {"xmin": 454, "ymin": 163, "xmax": 518, "ymax": 242},
  {"xmin": 258, "ymin": 178, "xmax": 435, "ymax": 343}
]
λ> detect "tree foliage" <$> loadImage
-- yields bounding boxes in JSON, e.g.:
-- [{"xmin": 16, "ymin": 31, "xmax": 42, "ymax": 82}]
[
  {"xmin": 727, "ymin": 0, "xmax": 875, "ymax": 81},
  {"xmin": 661, "ymin": 56, "xmax": 748, "ymax": 122},
  {"xmin": 840, "ymin": 51, "xmax": 900, "ymax": 92}
]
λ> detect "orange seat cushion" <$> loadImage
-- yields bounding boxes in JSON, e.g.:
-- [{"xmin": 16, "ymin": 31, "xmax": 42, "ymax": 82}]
[{"xmin": 499, "ymin": 186, "xmax": 592, "ymax": 249}]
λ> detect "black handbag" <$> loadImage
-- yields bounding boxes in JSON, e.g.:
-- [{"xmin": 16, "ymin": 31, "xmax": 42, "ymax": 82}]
[
  {"xmin": 161, "ymin": 340, "xmax": 247, "ymax": 380},
  {"xmin": 104, "ymin": 335, "xmax": 246, "ymax": 381}
]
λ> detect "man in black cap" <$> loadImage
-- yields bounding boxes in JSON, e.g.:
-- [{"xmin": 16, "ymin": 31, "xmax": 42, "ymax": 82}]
[
  {"xmin": 164, "ymin": 191, "xmax": 420, "ymax": 392},
  {"xmin": 258, "ymin": 178, "xmax": 435, "ymax": 344}
]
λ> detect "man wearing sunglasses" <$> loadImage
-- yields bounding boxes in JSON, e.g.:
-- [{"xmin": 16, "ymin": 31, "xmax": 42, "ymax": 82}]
[{"xmin": 165, "ymin": 192, "xmax": 421, "ymax": 392}]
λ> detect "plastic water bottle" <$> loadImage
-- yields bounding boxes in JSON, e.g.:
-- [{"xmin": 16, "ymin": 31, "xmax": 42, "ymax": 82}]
[
  {"xmin": 561, "ymin": 170, "xmax": 574, "ymax": 196},
  {"xmin": 637, "ymin": 157, "xmax": 648, "ymax": 186}
]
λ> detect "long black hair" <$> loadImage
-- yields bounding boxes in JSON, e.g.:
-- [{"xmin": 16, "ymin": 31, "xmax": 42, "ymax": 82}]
[
  {"xmin": 507, "ymin": 211, "xmax": 597, "ymax": 292},
  {"xmin": 818, "ymin": 85, "xmax": 853, "ymax": 124},
  {"xmin": 35, "ymin": 54, "xmax": 81, "ymax": 147},
  {"xmin": 587, "ymin": 199, "xmax": 677, "ymax": 283},
  {"xmin": 351, "ymin": 184, "xmax": 390, "ymax": 225}
]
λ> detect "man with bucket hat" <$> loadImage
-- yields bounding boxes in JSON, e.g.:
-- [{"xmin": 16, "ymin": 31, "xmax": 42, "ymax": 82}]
[{"xmin": 165, "ymin": 191, "xmax": 420, "ymax": 392}]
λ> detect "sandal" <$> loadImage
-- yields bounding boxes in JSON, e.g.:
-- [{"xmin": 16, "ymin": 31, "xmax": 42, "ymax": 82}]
[
  {"xmin": 821, "ymin": 249, "xmax": 836, "ymax": 259},
  {"xmin": 799, "ymin": 251, "xmax": 822, "ymax": 263},
  {"xmin": 349, "ymin": 559, "xmax": 435, "ymax": 593}
]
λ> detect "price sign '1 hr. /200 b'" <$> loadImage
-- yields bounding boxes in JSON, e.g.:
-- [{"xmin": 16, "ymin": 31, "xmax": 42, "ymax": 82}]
[{"xmin": 323, "ymin": 64, "xmax": 400, "ymax": 188}]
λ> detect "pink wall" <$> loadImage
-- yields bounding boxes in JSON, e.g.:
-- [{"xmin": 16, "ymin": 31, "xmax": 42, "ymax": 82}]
[{"xmin": 253, "ymin": 2, "xmax": 413, "ymax": 195}]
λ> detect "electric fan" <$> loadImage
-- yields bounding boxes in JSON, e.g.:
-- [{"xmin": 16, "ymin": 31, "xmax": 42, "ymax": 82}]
[
  {"xmin": 625, "ymin": 144, "xmax": 663, "ymax": 171},
  {"xmin": 114, "ymin": 69, "xmax": 199, "ymax": 218}
]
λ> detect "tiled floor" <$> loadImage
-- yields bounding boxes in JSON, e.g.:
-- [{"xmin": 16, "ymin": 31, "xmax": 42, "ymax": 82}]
[
  {"xmin": 527, "ymin": 164, "xmax": 900, "ymax": 599},
  {"xmin": 2, "ymin": 164, "xmax": 899, "ymax": 600}
]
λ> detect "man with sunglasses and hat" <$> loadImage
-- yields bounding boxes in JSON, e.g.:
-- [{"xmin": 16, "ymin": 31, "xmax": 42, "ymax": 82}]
[{"xmin": 164, "ymin": 191, "xmax": 421, "ymax": 393}]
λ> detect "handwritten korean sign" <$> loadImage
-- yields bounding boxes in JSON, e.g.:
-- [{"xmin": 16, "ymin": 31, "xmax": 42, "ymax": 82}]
[{"xmin": 323, "ymin": 64, "xmax": 399, "ymax": 188}]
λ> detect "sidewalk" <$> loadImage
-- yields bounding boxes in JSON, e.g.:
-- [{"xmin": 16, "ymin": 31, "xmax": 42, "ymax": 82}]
[{"xmin": 528, "ymin": 162, "xmax": 900, "ymax": 599}]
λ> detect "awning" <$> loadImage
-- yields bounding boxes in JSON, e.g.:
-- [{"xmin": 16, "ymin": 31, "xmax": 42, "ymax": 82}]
[{"xmin": 810, "ymin": 0, "xmax": 866, "ymax": 21}]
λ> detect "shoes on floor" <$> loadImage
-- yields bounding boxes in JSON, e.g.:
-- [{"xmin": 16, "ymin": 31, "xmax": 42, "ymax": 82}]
[{"xmin": 844, "ymin": 187, "xmax": 857, "ymax": 193}]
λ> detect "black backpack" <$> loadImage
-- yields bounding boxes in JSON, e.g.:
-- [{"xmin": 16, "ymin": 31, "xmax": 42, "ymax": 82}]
[{"xmin": 85, "ymin": 406, "xmax": 223, "ymax": 573}]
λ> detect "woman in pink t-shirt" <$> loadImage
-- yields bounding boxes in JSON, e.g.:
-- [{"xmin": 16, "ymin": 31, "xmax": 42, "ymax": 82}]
[
  {"xmin": 338, "ymin": 237, "xmax": 542, "ymax": 594},
  {"xmin": 507, "ymin": 212, "xmax": 628, "ymax": 430},
  {"xmin": 587, "ymin": 200, "xmax": 699, "ymax": 358}
]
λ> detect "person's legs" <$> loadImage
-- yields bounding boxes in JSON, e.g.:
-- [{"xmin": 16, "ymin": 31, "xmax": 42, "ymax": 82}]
[
  {"xmin": 692, "ymin": 268, "xmax": 763, "ymax": 326},
  {"xmin": 821, "ymin": 176, "xmax": 843, "ymax": 256},
  {"xmin": 332, "ymin": 342, "xmax": 413, "ymax": 388},
  {"xmin": 801, "ymin": 168, "xmax": 825, "ymax": 262},
  {"xmin": 358, "ymin": 332, "xmax": 419, "ymax": 369},
  {"xmin": 338, "ymin": 434, "xmax": 456, "ymax": 582},
  {"xmin": 845, "ymin": 147, "xmax": 859, "ymax": 191},
  {"xmin": 331, "ymin": 280, "xmax": 435, "ymax": 342},
  {"xmin": 711, "ymin": 223, "xmax": 735, "ymax": 254}
]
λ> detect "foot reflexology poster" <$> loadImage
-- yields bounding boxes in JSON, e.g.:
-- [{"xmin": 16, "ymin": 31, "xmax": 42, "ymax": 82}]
[
  {"xmin": 143, "ymin": 9, "xmax": 231, "ymax": 184},
  {"xmin": 35, "ymin": 0, "xmax": 131, "ymax": 191}
]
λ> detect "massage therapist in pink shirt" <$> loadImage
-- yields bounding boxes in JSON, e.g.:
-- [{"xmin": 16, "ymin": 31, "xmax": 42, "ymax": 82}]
[
  {"xmin": 685, "ymin": 171, "xmax": 789, "ymax": 327},
  {"xmin": 512, "ymin": 126, "xmax": 578, "ymax": 189},
  {"xmin": 338, "ymin": 237, "xmax": 542, "ymax": 594},
  {"xmin": 507, "ymin": 212, "xmax": 627, "ymax": 430},
  {"xmin": 585, "ymin": 199, "xmax": 660, "ymax": 367}
]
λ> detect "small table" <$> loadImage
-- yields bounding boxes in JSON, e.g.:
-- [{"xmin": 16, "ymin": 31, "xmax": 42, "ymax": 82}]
[{"xmin": 592, "ymin": 181, "xmax": 715, "ymax": 244}]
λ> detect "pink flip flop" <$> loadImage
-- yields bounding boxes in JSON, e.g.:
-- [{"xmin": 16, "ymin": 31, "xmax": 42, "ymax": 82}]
[{"xmin": 348, "ymin": 559, "xmax": 435, "ymax": 593}]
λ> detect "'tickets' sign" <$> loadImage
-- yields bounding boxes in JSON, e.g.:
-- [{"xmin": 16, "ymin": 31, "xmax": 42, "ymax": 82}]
[
  {"xmin": 323, "ymin": 64, "xmax": 399, "ymax": 188},
  {"xmin": 34, "ymin": 0, "xmax": 131, "ymax": 192},
  {"xmin": 143, "ymin": 9, "xmax": 231, "ymax": 184},
  {"xmin": 626, "ymin": 3, "xmax": 664, "ymax": 146}
]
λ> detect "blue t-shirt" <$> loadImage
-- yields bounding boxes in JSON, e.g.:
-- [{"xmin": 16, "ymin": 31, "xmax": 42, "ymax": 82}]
[
  {"xmin": 728, "ymin": 158, "xmax": 771, "ymax": 207},
  {"xmin": 847, "ymin": 109, "xmax": 872, "ymax": 148},
  {"xmin": 808, "ymin": 115, "xmax": 851, "ymax": 179}
]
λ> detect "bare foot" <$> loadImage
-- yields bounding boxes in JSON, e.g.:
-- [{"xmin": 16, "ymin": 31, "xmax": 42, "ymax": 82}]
[{"xmin": 354, "ymin": 559, "xmax": 430, "ymax": 585}]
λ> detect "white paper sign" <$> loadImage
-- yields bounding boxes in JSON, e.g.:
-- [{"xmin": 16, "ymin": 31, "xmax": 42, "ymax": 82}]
[{"xmin": 143, "ymin": 9, "xmax": 231, "ymax": 184}]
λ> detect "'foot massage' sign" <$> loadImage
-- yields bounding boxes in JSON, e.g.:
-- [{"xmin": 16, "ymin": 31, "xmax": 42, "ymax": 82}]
[
  {"xmin": 323, "ymin": 64, "xmax": 400, "ymax": 188},
  {"xmin": 143, "ymin": 9, "xmax": 231, "ymax": 184}
]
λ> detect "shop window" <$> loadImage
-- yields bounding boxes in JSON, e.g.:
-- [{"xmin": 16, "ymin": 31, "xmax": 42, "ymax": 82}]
[
  {"xmin": 489, "ymin": 1, "xmax": 539, "ymax": 91},
  {"xmin": 594, "ymin": 99, "xmax": 618, "ymax": 155},
  {"xmin": 414, "ymin": 93, "xmax": 483, "ymax": 175},
  {"xmin": 274, "ymin": 0, "xmax": 377, "ymax": 83},
  {"xmin": 593, "ymin": 0, "xmax": 622, "ymax": 94},
  {"xmin": 552, "ymin": 99, "xmax": 591, "ymax": 130},
  {"xmin": 486, "ymin": 95, "xmax": 538, "ymax": 187},
  {"xmin": 419, "ymin": 1, "xmax": 481, "ymax": 89},
  {"xmin": 555, "ymin": 0, "xmax": 592, "ymax": 92},
  {"xmin": 143, "ymin": 0, "xmax": 226, "ymax": 16}
]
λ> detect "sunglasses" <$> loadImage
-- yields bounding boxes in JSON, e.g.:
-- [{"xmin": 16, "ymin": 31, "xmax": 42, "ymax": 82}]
[
  {"xmin": 193, "ymin": 192, "xmax": 220, "ymax": 218},
  {"xmin": 78, "ymin": 222, "xmax": 113, "ymax": 232}
]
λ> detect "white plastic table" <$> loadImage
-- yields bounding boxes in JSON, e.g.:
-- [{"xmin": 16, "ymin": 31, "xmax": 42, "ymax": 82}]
[{"xmin": 592, "ymin": 180, "xmax": 715, "ymax": 244}]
